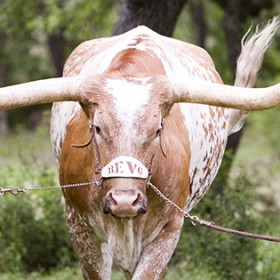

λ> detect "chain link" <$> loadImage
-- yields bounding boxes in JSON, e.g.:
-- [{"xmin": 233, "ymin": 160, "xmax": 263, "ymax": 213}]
[
  {"xmin": 147, "ymin": 181, "xmax": 215, "ymax": 225},
  {"xmin": 0, "ymin": 181, "xmax": 100, "ymax": 196},
  {"xmin": 147, "ymin": 181, "xmax": 194, "ymax": 220},
  {"xmin": 147, "ymin": 181, "xmax": 280, "ymax": 243}
]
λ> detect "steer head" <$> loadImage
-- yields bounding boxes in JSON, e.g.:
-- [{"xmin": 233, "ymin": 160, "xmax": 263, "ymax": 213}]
[{"xmin": 80, "ymin": 75, "xmax": 170, "ymax": 217}]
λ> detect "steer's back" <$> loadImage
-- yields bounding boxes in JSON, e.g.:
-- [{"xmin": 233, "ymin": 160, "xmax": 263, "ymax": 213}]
[{"xmin": 51, "ymin": 26, "xmax": 232, "ymax": 212}]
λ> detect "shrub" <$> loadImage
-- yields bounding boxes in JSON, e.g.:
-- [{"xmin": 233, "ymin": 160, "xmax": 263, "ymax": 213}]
[
  {"xmin": 0, "ymin": 156, "xmax": 76, "ymax": 273},
  {"xmin": 174, "ymin": 155, "xmax": 262, "ymax": 279}
]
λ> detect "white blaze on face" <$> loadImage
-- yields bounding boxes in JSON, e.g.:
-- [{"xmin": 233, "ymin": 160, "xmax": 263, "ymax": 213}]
[{"xmin": 105, "ymin": 78, "xmax": 152, "ymax": 135}]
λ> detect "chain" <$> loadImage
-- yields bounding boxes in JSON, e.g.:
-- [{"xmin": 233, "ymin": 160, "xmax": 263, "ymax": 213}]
[
  {"xmin": 2, "ymin": 176, "xmax": 280, "ymax": 242},
  {"xmin": 147, "ymin": 181, "xmax": 193, "ymax": 219},
  {"xmin": 147, "ymin": 181, "xmax": 280, "ymax": 243},
  {"xmin": 0, "ymin": 180, "xmax": 102, "ymax": 196}
]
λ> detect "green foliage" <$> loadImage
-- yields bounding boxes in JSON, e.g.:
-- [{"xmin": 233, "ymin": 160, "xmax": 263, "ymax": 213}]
[
  {"xmin": 0, "ymin": 129, "xmax": 76, "ymax": 273},
  {"xmin": 0, "ymin": 266, "xmax": 83, "ymax": 280},
  {"xmin": 0, "ymin": 0, "xmax": 117, "ymax": 84},
  {"xmin": 175, "ymin": 1, "xmax": 280, "ymax": 85},
  {"xmin": 0, "ymin": 0, "xmax": 118, "ymax": 131},
  {"xmin": 0, "ymin": 172, "xmax": 76, "ymax": 273},
  {"xmin": 165, "ymin": 260, "xmax": 219, "ymax": 280},
  {"xmin": 174, "ymin": 154, "xmax": 263, "ymax": 279}
]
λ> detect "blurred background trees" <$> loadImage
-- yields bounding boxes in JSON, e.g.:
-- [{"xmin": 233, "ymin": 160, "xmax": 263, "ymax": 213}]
[
  {"xmin": 0, "ymin": 0, "xmax": 280, "ymax": 278},
  {"xmin": 0, "ymin": 0, "xmax": 117, "ymax": 131}
]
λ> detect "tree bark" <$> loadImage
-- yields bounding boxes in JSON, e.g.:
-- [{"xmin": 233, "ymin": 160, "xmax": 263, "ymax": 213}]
[
  {"xmin": 22, "ymin": 30, "xmax": 67, "ymax": 131},
  {"xmin": 190, "ymin": 1, "xmax": 207, "ymax": 48},
  {"xmin": 0, "ymin": 64, "xmax": 9, "ymax": 134},
  {"xmin": 113, "ymin": 0, "xmax": 187, "ymax": 36},
  {"xmin": 215, "ymin": 0, "xmax": 274, "ymax": 162},
  {"xmin": 47, "ymin": 30, "xmax": 66, "ymax": 77}
]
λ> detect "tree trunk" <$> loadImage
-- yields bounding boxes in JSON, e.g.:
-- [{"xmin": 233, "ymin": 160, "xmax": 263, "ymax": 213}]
[
  {"xmin": 24, "ymin": 30, "xmax": 67, "ymax": 131},
  {"xmin": 221, "ymin": 4, "xmax": 244, "ymax": 167},
  {"xmin": 190, "ymin": 1, "xmax": 207, "ymax": 48},
  {"xmin": 113, "ymin": 0, "xmax": 187, "ymax": 36},
  {"xmin": 0, "ymin": 64, "xmax": 9, "ymax": 135},
  {"xmin": 47, "ymin": 30, "xmax": 66, "ymax": 77}
]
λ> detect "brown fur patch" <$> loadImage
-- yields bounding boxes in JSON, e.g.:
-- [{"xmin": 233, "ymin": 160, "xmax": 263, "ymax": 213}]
[
  {"xmin": 150, "ymin": 104, "xmax": 191, "ymax": 209},
  {"xmin": 107, "ymin": 48, "xmax": 165, "ymax": 77},
  {"xmin": 59, "ymin": 109, "xmax": 99, "ymax": 214}
]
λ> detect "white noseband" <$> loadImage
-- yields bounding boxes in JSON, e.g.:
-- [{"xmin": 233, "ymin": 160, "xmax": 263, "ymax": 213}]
[{"xmin": 101, "ymin": 156, "xmax": 149, "ymax": 179}]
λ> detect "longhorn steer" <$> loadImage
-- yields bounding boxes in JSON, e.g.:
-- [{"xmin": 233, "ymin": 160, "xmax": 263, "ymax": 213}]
[{"xmin": 1, "ymin": 18, "xmax": 280, "ymax": 279}]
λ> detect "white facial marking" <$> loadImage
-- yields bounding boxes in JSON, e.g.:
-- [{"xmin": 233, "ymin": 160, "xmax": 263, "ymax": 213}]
[
  {"xmin": 104, "ymin": 78, "xmax": 152, "ymax": 151},
  {"xmin": 105, "ymin": 78, "xmax": 151, "ymax": 129}
]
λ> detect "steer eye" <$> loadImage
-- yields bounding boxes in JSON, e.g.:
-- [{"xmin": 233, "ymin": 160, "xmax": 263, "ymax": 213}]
[
  {"xmin": 95, "ymin": 126, "xmax": 101, "ymax": 134},
  {"xmin": 156, "ymin": 118, "xmax": 164, "ymax": 137},
  {"xmin": 156, "ymin": 127, "xmax": 162, "ymax": 137}
]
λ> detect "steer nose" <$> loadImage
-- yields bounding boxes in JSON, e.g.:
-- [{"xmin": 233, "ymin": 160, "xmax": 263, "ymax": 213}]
[{"xmin": 103, "ymin": 190, "xmax": 147, "ymax": 217}]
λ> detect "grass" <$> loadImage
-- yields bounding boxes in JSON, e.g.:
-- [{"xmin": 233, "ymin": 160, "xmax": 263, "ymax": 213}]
[
  {"xmin": 0, "ymin": 267, "xmax": 219, "ymax": 280},
  {"xmin": 232, "ymin": 108, "xmax": 280, "ymax": 213},
  {"xmin": 0, "ymin": 267, "xmax": 83, "ymax": 280},
  {"xmin": 233, "ymin": 108, "xmax": 280, "ymax": 176},
  {"xmin": 0, "ymin": 124, "xmax": 54, "ymax": 165},
  {"xmin": 0, "ymin": 124, "xmax": 57, "ymax": 189}
]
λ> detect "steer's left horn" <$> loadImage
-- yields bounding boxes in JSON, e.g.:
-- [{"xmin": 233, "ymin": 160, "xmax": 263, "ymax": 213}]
[
  {"xmin": 0, "ymin": 77, "xmax": 83, "ymax": 110},
  {"xmin": 171, "ymin": 16, "xmax": 280, "ymax": 111},
  {"xmin": 171, "ymin": 80, "xmax": 280, "ymax": 111}
]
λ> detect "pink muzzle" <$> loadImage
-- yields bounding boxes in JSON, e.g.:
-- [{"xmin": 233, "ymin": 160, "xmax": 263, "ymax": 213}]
[{"xmin": 101, "ymin": 156, "xmax": 150, "ymax": 217}]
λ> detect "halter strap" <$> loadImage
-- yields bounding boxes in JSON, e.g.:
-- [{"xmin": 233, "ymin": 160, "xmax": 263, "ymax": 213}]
[{"xmin": 72, "ymin": 121, "xmax": 153, "ymax": 183}]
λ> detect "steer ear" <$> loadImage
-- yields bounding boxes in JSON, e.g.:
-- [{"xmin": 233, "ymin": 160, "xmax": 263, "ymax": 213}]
[
  {"xmin": 150, "ymin": 76, "xmax": 175, "ymax": 117},
  {"xmin": 79, "ymin": 74, "xmax": 109, "ymax": 105},
  {"xmin": 0, "ymin": 77, "xmax": 83, "ymax": 110}
]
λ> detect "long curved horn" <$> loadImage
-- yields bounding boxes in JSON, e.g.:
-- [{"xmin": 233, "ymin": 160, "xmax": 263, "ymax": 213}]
[
  {"xmin": 169, "ymin": 17, "xmax": 280, "ymax": 111},
  {"xmin": 171, "ymin": 80, "xmax": 280, "ymax": 110},
  {"xmin": 0, "ymin": 77, "xmax": 83, "ymax": 110}
]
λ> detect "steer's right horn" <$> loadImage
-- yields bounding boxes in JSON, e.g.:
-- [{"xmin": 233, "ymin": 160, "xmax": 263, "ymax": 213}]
[{"xmin": 0, "ymin": 77, "xmax": 83, "ymax": 110}]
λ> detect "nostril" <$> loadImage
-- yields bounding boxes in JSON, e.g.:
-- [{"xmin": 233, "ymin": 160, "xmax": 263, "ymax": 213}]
[
  {"xmin": 109, "ymin": 192, "xmax": 117, "ymax": 206},
  {"xmin": 137, "ymin": 206, "xmax": 147, "ymax": 214},
  {"xmin": 103, "ymin": 206, "xmax": 112, "ymax": 214},
  {"xmin": 132, "ymin": 193, "xmax": 141, "ymax": 207},
  {"xmin": 103, "ymin": 199, "xmax": 112, "ymax": 214}
]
